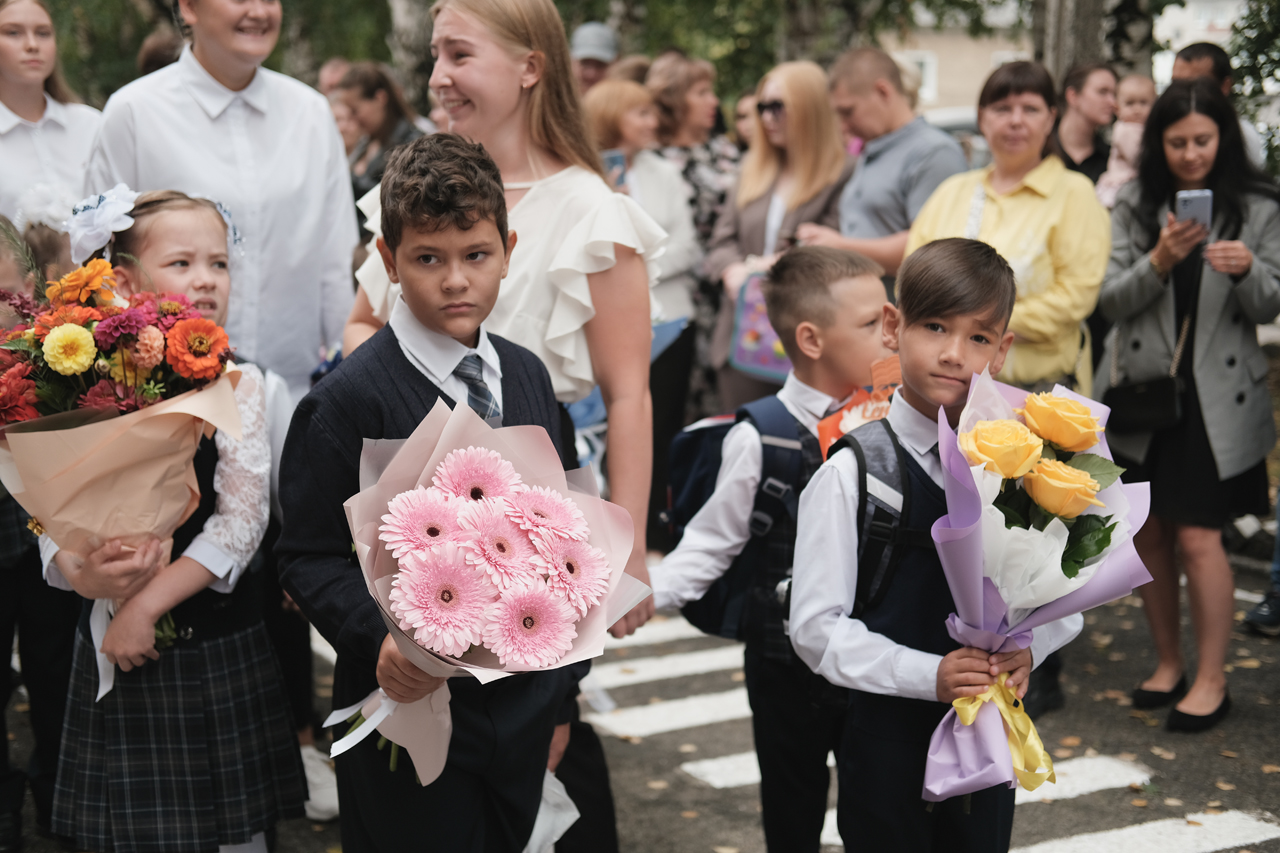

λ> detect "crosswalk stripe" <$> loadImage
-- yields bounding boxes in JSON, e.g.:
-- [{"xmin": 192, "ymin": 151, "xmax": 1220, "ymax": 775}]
[
  {"xmin": 604, "ymin": 615, "xmax": 706, "ymax": 648},
  {"xmin": 681, "ymin": 749, "xmax": 834, "ymax": 789},
  {"xmin": 1009, "ymin": 810, "xmax": 1280, "ymax": 853},
  {"xmin": 591, "ymin": 645, "xmax": 744, "ymax": 689},
  {"xmin": 1014, "ymin": 755, "xmax": 1152, "ymax": 804},
  {"xmin": 585, "ymin": 688, "xmax": 751, "ymax": 738}
]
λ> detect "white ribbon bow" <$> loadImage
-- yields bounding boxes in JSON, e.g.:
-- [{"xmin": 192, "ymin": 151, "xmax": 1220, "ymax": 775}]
[{"xmin": 66, "ymin": 184, "xmax": 141, "ymax": 265}]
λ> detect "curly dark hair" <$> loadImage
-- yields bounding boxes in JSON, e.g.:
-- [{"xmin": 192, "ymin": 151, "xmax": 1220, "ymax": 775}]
[
  {"xmin": 379, "ymin": 134, "xmax": 508, "ymax": 253},
  {"xmin": 1134, "ymin": 77, "xmax": 1279, "ymax": 249}
]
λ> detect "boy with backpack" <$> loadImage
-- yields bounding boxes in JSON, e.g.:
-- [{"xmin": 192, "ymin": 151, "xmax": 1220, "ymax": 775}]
[
  {"xmin": 789, "ymin": 239, "xmax": 1084, "ymax": 853},
  {"xmin": 649, "ymin": 246, "xmax": 891, "ymax": 853}
]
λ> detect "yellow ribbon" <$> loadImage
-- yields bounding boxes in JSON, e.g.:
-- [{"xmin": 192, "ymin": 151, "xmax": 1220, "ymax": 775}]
[{"xmin": 952, "ymin": 672, "xmax": 1057, "ymax": 792}]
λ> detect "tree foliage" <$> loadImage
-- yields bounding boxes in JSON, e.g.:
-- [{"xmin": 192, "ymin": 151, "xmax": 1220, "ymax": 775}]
[{"xmin": 1229, "ymin": 0, "xmax": 1280, "ymax": 176}]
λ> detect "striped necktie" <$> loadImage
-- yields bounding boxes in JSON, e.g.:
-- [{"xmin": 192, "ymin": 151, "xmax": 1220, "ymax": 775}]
[{"xmin": 453, "ymin": 353, "xmax": 501, "ymax": 420}]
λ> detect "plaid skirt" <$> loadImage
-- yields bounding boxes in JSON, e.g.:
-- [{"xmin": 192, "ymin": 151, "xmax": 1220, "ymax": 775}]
[{"xmin": 53, "ymin": 623, "xmax": 307, "ymax": 853}]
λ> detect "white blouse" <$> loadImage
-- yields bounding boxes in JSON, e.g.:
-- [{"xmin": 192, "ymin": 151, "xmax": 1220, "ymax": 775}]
[
  {"xmin": 86, "ymin": 47, "xmax": 359, "ymax": 400},
  {"xmin": 357, "ymin": 166, "xmax": 667, "ymax": 403},
  {"xmin": 626, "ymin": 150, "xmax": 702, "ymax": 323},
  {"xmin": 0, "ymin": 95, "xmax": 101, "ymax": 223}
]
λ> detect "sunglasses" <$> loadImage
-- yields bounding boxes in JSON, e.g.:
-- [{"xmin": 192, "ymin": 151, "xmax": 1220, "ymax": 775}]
[{"xmin": 756, "ymin": 100, "xmax": 785, "ymax": 117}]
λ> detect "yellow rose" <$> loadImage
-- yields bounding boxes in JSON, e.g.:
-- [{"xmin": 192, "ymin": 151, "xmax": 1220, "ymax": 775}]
[
  {"xmin": 958, "ymin": 419, "xmax": 1044, "ymax": 479},
  {"xmin": 1023, "ymin": 459, "xmax": 1106, "ymax": 519},
  {"xmin": 1018, "ymin": 393, "xmax": 1103, "ymax": 453},
  {"xmin": 42, "ymin": 323, "xmax": 97, "ymax": 376}
]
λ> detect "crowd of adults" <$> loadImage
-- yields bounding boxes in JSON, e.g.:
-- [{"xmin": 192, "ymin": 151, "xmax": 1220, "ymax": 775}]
[{"xmin": 0, "ymin": 0, "xmax": 1278, "ymax": 848}]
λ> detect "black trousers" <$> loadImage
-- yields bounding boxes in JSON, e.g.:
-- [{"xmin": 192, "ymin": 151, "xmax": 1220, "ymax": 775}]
[
  {"xmin": 334, "ymin": 668, "xmax": 569, "ymax": 853},
  {"xmin": 258, "ymin": 517, "xmax": 316, "ymax": 733},
  {"xmin": 743, "ymin": 646, "xmax": 847, "ymax": 853},
  {"xmin": 554, "ymin": 700, "xmax": 619, "ymax": 853},
  {"xmin": 0, "ymin": 506, "xmax": 81, "ymax": 827},
  {"xmin": 837, "ymin": 693, "xmax": 1015, "ymax": 853},
  {"xmin": 647, "ymin": 324, "xmax": 696, "ymax": 552}
]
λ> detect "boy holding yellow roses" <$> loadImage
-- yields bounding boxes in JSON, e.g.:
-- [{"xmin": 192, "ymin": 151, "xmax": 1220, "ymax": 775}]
[{"xmin": 789, "ymin": 239, "xmax": 1083, "ymax": 853}]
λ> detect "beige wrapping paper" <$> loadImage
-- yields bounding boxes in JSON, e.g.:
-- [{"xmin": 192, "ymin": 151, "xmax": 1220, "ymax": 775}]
[{"xmin": 0, "ymin": 368, "xmax": 243, "ymax": 555}]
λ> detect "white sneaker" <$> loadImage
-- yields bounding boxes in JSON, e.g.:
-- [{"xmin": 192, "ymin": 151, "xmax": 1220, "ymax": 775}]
[{"xmin": 300, "ymin": 744, "xmax": 340, "ymax": 822}]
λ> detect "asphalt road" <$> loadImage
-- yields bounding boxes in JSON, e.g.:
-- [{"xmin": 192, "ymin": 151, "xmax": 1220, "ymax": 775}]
[{"xmin": 8, "ymin": 565, "xmax": 1279, "ymax": 853}]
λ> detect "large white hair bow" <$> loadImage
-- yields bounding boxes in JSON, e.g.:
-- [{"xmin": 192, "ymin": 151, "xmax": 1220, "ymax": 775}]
[{"xmin": 66, "ymin": 184, "xmax": 141, "ymax": 265}]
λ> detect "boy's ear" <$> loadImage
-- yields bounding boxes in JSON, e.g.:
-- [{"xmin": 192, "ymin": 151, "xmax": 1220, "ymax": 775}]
[
  {"xmin": 376, "ymin": 237, "xmax": 400, "ymax": 284},
  {"xmin": 989, "ymin": 328, "xmax": 1016, "ymax": 375},
  {"xmin": 501, "ymin": 230, "xmax": 518, "ymax": 280},
  {"xmin": 881, "ymin": 303, "xmax": 903, "ymax": 353},
  {"xmin": 793, "ymin": 320, "xmax": 823, "ymax": 362}
]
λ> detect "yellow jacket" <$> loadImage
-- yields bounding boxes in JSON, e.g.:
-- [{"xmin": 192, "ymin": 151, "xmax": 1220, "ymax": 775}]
[{"xmin": 905, "ymin": 156, "xmax": 1110, "ymax": 393}]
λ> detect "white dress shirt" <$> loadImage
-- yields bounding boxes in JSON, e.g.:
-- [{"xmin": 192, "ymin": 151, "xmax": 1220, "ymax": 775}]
[
  {"xmin": 387, "ymin": 296, "xmax": 504, "ymax": 415},
  {"xmin": 626, "ymin": 150, "xmax": 703, "ymax": 322},
  {"xmin": 789, "ymin": 392, "xmax": 1084, "ymax": 702},
  {"xmin": 649, "ymin": 373, "xmax": 844, "ymax": 610},
  {"xmin": 85, "ymin": 47, "xmax": 359, "ymax": 400},
  {"xmin": 0, "ymin": 95, "xmax": 101, "ymax": 222}
]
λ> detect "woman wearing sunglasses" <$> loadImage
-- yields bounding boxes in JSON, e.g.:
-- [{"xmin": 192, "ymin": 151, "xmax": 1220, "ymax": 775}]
[{"xmin": 704, "ymin": 60, "xmax": 854, "ymax": 409}]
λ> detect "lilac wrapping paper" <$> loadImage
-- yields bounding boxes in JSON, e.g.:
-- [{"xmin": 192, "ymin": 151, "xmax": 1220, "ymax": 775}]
[{"xmin": 921, "ymin": 384, "xmax": 1152, "ymax": 802}]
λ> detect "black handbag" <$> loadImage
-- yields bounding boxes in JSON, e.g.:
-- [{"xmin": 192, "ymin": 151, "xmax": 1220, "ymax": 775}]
[{"xmin": 1102, "ymin": 315, "xmax": 1191, "ymax": 434}]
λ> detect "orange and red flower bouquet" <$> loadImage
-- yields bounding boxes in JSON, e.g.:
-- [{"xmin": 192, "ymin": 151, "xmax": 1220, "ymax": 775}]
[{"xmin": 0, "ymin": 261, "xmax": 243, "ymax": 697}]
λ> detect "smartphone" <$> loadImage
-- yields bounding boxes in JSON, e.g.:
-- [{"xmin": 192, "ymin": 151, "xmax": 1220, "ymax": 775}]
[
  {"xmin": 1175, "ymin": 189, "xmax": 1213, "ymax": 231},
  {"xmin": 601, "ymin": 148, "xmax": 627, "ymax": 190}
]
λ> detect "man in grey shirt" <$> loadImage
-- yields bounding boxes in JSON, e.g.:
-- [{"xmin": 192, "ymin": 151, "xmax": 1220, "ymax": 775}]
[{"xmin": 798, "ymin": 48, "xmax": 967, "ymax": 275}]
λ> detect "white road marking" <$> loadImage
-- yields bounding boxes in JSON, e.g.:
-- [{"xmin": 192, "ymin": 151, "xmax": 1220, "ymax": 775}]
[
  {"xmin": 1014, "ymin": 755, "xmax": 1152, "ymax": 804},
  {"xmin": 592, "ymin": 645, "xmax": 745, "ymax": 689},
  {"xmin": 1010, "ymin": 810, "xmax": 1280, "ymax": 853},
  {"xmin": 681, "ymin": 749, "xmax": 834, "ymax": 789},
  {"xmin": 604, "ymin": 615, "xmax": 707, "ymax": 648},
  {"xmin": 585, "ymin": 688, "xmax": 752, "ymax": 738},
  {"xmin": 311, "ymin": 625, "xmax": 336, "ymax": 665},
  {"xmin": 1235, "ymin": 588, "xmax": 1264, "ymax": 604}
]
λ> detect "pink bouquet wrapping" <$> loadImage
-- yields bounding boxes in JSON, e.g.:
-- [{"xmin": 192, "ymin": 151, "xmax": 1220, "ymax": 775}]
[
  {"xmin": 326, "ymin": 399, "xmax": 651, "ymax": 785},
  {"xmin": 923, "ymin": 371, "xmax": 1153, "ymax": 801}
]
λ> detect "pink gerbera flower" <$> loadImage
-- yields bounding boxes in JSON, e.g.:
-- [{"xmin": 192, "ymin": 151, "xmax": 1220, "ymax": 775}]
[
  {"xmin": 457, "ymin": 499, "xmax": 540, "ymax": 591},
  {"xmin": 504, "ymin": 486, "xmax": 588, "ymax": 541},
  {"xmin": 532, "ymin": 533, "xmax": 611, "ymax": 618},
  {"xmin": 432, "ymin": 446, "xmax": 523, "ymax": 502},
  {"xmin": 379, "ymin": 487, "xmax": 461, "ymax": 558},
  {"xmin": 481, "ymin": 582, "xmax": 578, "ymax": 668},
  {"xmin": 389, "ymin": 542, "xmax": 497, "ymax": 658}
]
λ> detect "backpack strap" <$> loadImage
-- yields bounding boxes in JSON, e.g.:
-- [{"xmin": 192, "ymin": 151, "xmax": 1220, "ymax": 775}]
[
  {"xmin": 828, "ymin": 419, "xmax": 933, "ymax": 619},
  {"xmin": 738, "ymin": 396, "xmax": 804, "ymax": 534}
]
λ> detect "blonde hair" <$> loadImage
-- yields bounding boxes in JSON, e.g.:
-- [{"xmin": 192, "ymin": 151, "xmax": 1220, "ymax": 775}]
[
  {"xmin": 646, "ymin": 51, "xmax": 715, "ymax": 144},
  {"xmin": 582, "ymin": 79, "xmax": 653, "ymax": 150},
  {"xmin": 430, "ymin": 0, "xmax": 604, "ymax": 179},
  {"xmin": 738, "ymin": 61, "xmax": 846, "ymax": 211},
  {"xmin": 0, "ymin": 0, "xmax": 80, "ymax": 104},
  {"xmin": 113, "ymin": 191, "xmax": 225, "ymax": 265}
]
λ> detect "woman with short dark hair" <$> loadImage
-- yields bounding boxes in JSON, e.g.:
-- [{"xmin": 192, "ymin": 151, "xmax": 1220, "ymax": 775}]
[
  {"xmin": 338, "ymin": 62, "xmax": 424, "ymax": 207},
  {"xmin": 1098, "ymin": 78, "xmax": 1280, "ymax": 732}
]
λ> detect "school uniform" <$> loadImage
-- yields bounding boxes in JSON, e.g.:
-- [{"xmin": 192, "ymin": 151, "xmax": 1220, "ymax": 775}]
[
  {"xmin": 789, "ymin": 393, "xmax": 1083, "ymax": 853},
  {"xmin": 45, "ymin": 364, "xmax": 306, "ymax": 853},
  {"xmin": 650, "ymin": 373, "xmax": 848, "ymax": 853},
  {"xmin": 275, "ymin": 299, "xmax": 585, "ymax": 853}
]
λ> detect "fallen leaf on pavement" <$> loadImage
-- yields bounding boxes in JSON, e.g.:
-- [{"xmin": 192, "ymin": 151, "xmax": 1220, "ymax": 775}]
[
  {"xmin": 1237, "ymin": 648, "xmax": 1251, "ymax": 657},
  {"xmin": 1262, "ymin": 765, "xmax": 1280, "ymax": 774},
  {"xmin": 1059, "ymin": 736, "xmax": 1082, "ymax": 747},
  {"xmin": 1204, "ymin": 808, "xmax": 1223, "ymax": 815},
  {"xmin": 1053, "ymin": 748, "xmax": 1074, "ymax": 759},
  {"xmin": 1085, "ymin": 747, "xmax": 1099, "ymax": 757},
  {"xmin": 1151, "ymin": 746, "xmax": 1176, "ymax": 760},
  {"xmin": 1236, "ymin": 658, "xmax": 1262, "ymax": 669},
  {"xmin": 1207, "ymin": 800, "xmax": 1222, "ymax": 807},
  {"xmin": 1131, "ymin": 799, "xmax": 1148, "ymax": 807},
  {"xmin": 1109, "ymin": 652, "xmax": 1127, "ymax": 662},
  {"xmin": 1119, "ymin": 752, "xmax": 1138, "ymax": 761},
  {"xmin": 713, "ymin": 848, "xmax": 740, "ymax": 853},
  {"xmin": 1165, "ymin": 798, "xmax": 1183, "ymax": 806},
  {"xmin": 1220, "ymin": 750, "xmax": 1238, "ymax": 758},
  {"xmin": 1129, "ymin": 783, "xmax": 1144, "ymax": 792},
  {"xmin": 1104, "ymin": 689, "xmax": 1127, "ymax": 699},
  {"xmin": 646, "ymin": 780, "xmax": 669, "ymax": 790},
  {"xmin": 1215, "ymin": 781, "xmax": 1236, "ymax": 791},
  {"xmin": 1186, "ymin": 820, "xmax": 1203, "ymax": 827},
  {"xmin": 678, "ymin": 744, "xmax": 697, "ymax": 753},
  {"xmin": 681, "ymin": 810, "xmax": 698, "ymax": 819}
]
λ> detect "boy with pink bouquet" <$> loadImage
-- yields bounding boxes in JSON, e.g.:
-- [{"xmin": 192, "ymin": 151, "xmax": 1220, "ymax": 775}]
[
  {"xmin": 276, "ymin": 134, "xmax": 584, "ymax": 853},
  {"xmin": 789, "ymin": 239, "xmax": 1083, "ymax": 853}
]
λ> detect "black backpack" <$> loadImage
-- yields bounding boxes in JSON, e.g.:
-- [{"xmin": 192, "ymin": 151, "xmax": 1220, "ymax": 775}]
[{"xmin": 660, "ymin": 396, "xmax": 804, "ymax": 639}]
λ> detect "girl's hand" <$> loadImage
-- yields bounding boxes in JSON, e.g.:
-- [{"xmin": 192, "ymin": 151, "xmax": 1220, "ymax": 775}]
[
  {"xmin": 100, "ymin": 599, "xmax": 161, "ymax": 672},
  {"xmin": 989, "ymin": 647, "xmax": 1034, "ymax": 699},
  {"xmin": 1204, "ymin": 240, "xmax": 1253, "ymax": 278},
  {"xmin": 722, "ymin": 262, "xmax": 752, "ymax": 301},
  {"xmin": 936, "ymin": 647, "xmax": 995, "ymax": 703},
  {"xmin": 1151, "ymin": 212, "xmax": 1209, "ymax": 273},
  {"xmin": 59, "ymin": 538, "xmax": 164, "ymax": 601}
]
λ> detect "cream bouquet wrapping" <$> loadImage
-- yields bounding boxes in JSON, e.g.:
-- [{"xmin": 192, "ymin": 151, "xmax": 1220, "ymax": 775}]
[{"xmin": 327, "ymin": 399, "xmax": 651, "ymax": 785}]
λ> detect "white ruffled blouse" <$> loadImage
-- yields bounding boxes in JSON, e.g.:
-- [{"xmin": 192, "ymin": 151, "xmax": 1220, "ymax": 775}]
[{"xmin": 356, "ymin": 165, "xmax": 668, "ymax": 403}]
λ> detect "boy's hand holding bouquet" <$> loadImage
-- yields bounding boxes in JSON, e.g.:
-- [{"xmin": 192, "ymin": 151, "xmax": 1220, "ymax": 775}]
[{"xmin": 924, "ymin": 370, "xmax": 1152, "ymax": 801}]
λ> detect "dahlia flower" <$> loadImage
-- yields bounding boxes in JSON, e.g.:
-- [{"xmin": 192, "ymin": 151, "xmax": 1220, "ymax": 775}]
[
  {"xmin": 132, "ymin": 325, "xmax": 165, "ymax": 371},
  {"xmin": 42, "ymin": 323, "xmax": 96, "ymax": 375}
]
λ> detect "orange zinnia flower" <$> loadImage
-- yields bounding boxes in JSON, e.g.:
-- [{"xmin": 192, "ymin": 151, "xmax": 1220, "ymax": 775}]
[
  {"xmin": 45, "ymin": 259, "xmax": 116, "ymax": 306},
  {"xmin": 165, "ymin": 317, "xmax": 229, "ymax": 381},
  {"xmin": 32, "ymin": 304, "xmax": 103, "ymax": 341}
]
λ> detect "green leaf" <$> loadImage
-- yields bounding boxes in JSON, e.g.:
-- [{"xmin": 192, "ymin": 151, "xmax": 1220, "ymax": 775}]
[
  {"xmin": 1061, "ymin": 559, "xmax": 1082, "ymax": 579},
  {"xmin": 1029, "ymin": 502, "xmax": 1055, "ymax": 532},
  {"xmin": 1040, "ymin": 444, "xmax": 1058, "ymax": 461},
  {"xmin": 1063, "ymin": 521, "xmax": 1118, "ymax": 565},
  {"xmin": 1066, "ymin": 453, "xmax": 1126, "ymax": 491},
  {"xmin": 995, "ymin": 503, "xmax": 1027, "ymax": 529}
]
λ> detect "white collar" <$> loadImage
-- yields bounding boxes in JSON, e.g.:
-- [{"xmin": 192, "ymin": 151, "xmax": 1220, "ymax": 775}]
[
  {"xmin": 177, "ymin": 45, "xmax": 271, "ymax": 119},
  {"xmin": 779, "ymin": 372, "xmax": 848, "ymax": 423},
  {"xmin": 388, "ymin": 296, "xmax": 503, "ymax": 388},
  {"xmin": 0, "ymin": 94, "xmax": 66, "ymax": 133},
  {"xmin": 886, "ymin": 391, "xmax": 942, "ymax": 456}
]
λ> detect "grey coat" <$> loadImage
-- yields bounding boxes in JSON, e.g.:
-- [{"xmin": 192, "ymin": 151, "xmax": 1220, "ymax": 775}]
[{"xmin": 1095, "ymin": 182, "xmax": 1280, "ymax": 479}]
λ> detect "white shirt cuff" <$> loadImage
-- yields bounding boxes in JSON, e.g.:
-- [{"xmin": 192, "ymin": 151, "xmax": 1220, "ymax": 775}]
[
  {"xmin": 183, "ymin": 536, "xmax": 242, "ymax": 594},
  {"xmin": 38, "ymin": 534, "xmax": 73, "ymax": 591}
]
